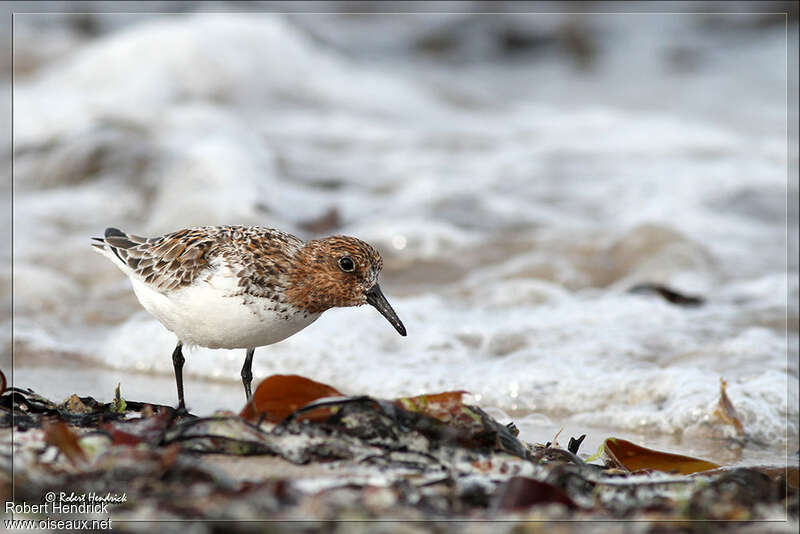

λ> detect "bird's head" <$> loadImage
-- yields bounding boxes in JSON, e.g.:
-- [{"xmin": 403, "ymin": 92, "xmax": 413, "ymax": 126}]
[{"xmin": 287, "ymin": 235, "xmax": 406, "ymax": 336}]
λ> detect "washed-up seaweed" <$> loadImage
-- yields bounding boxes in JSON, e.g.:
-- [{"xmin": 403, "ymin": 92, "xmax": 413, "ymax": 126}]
[
  {"xmin": 629, "ymin": 282, "xmax": 706, "ymax": 306},
  {"xmin": 168, "ymin": 394, "xmax": 527, "ymax": 465},
  {"xmin": 1, "ymin": 378, "xmax": 796, "ymax": 529},
  {"xmin": 0, "ymin": 386, "xmax": 189, "ymax": 431}
]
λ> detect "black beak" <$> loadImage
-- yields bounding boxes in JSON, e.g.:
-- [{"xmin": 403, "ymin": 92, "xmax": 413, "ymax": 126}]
[{"xmin": 365, "ymin": 284, "xmax": 407, "ymax": 336}]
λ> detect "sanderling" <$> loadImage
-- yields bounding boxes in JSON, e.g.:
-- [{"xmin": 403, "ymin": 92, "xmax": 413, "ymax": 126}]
[{"xmin": 92, "ymin": 225, "xmax": 406, "ymax": 409}]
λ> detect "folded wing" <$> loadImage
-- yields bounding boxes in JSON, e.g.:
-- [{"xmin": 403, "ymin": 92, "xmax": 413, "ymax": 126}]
[{"xmin": 92, "ymin": 227, "xmax": 216, "ymax": 292}]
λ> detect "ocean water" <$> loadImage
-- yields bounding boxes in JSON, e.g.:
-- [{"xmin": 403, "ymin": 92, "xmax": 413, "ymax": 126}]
[{"xmin": 6, "ymin": 11, "xmax": 798, "ymax": 463}]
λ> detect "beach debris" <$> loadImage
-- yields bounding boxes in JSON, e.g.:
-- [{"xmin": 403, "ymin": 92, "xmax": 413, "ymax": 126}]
[
  {"xmin": 240, "ymin": 374, "xmax": 343, "ymax": 423},
  {"xmin": 693, "ymin": 465, "xmax": 799, "ymax": 491},
  {"xmin": 493, "ymin": 476, "xmax": 578, "ymax": 511},
  {"xmin": 568, "ymin": 434, "xmax": 586, "ymax": 455},
  {"xmin": 394, "ymin": 390, "xmax": 470, "ymax": 422},
  {"xmin": 528, "ymin": 441, "xmax": 587, "ymax": 467},
  {"xmin": 545, "ymin": 427, "xmax": 564, "ymax": 449},
  {"xmin": 505, "ymin": 421, "xmax": 520, "ymax": 437},
  {"xmin": 239, "ymin": 378, "xmax": 528, "ymax": 460},
  {"xmin": 590, "ymin": 437, "xmax": 720, "ymax": 475},
  {"xmin": 629, "ymin": 283, "xmax": 705, "ymax": 306},
  {"xmin": 0, "ymin": 386, "xmax": 182, "ymax": 430},
  {"xmin": 102, "ymin": 408, "xmax": 176, "ymax": 447},
  {"xmin": 687, "ymin": 468, "xmax": 786, "ymax": 520},
  {"xmin": 713, "ymin": 378, "xmax": 745, "ymax": 437},
  {"xmin": 42, "ymin": 419, "xmax": 87, "ymax": 466},
  {"xmin": 1, "ymin": 382, "xmax": 794, "ymax": 523},
  {"xmin": 111, "ymin": 383, "xmax": 127, "ymax": 414},
  {"xmin": 63, "ymin": 394, "xmax": 93, "ymax": 414}
]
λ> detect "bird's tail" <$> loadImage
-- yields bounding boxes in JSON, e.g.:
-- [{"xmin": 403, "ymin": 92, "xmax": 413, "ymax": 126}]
[{"xmin": 91, "ymin": 227, "xmax": 130, "ymax": 261}]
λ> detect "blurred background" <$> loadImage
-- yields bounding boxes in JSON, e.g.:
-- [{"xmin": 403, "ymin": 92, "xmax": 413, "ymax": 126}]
[{"xmin": 2, "ymin": 2, "xmax": 798, "ymax": 465}]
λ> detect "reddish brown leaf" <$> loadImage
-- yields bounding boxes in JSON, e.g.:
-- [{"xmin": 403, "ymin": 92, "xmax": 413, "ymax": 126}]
[
  {"xmin": 602, "ymin": 438, "xmax": 720, "ymax": 475},
  {"xmin": 102, "ymin": 425, "xmax": 143, "ymax": 446},
  {"xmin": 101, "ymin": 409, "xmax": 173, "ymax": 447},
  {"xmin": 240, "ymin": 374, "xmax": 343, "ymax": 423},
  {"xmin": 43, "ymin": 419, "xmax": 87, "ymax": 465},
  {"xmin": 713, "ymin": 378, "xmax": 745, "ymax": 436},
  {"xmin": 0, "ymin": 369, "xmax": 5, "ymax": 395}
]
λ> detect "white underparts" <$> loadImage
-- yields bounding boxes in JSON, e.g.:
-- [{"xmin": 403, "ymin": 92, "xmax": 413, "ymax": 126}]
[{"xmin": 95, "ymin": 245, "xmax": 321, "ymax": 349}]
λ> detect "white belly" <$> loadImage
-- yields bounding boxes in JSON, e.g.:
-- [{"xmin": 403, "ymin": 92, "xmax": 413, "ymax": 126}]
[{"xmin": 129, "ymin": 274, "xmax": 320, "ymax": 350}]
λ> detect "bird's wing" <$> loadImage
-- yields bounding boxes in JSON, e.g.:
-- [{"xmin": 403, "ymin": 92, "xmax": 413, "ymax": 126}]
[{"xmin": 92, "ymin": 227, "xmax": 220, "ymax": 292}]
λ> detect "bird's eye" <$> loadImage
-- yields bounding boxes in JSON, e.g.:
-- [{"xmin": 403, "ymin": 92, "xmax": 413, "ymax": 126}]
[{"xmin": 338, "ymin": 256, "xmax": 355, "ymax": 272}]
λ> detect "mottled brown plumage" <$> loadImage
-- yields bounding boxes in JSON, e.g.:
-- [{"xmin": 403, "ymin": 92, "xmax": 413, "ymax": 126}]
[
  {"xmin": 95, "ymin": 225, "xmax": 302, "ymax": 294},
  {"xmin": 92, "ymin": 224, "xmax": 406, "ymax": 409}
]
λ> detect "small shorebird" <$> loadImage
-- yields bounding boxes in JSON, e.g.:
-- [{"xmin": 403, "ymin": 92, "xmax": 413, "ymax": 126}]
[{"xmin": 92, "ymin": 225, "xmax": 406, "ymax": 409}]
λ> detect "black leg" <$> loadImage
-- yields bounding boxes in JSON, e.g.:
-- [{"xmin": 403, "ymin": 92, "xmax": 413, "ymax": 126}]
[
  {"xmin": 171, "ymin": 342, "xmax": 186, "ymax": 410},
  {"xmin": 241, "ymin": 348, "xmax": 255, "ymax": 400}
]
